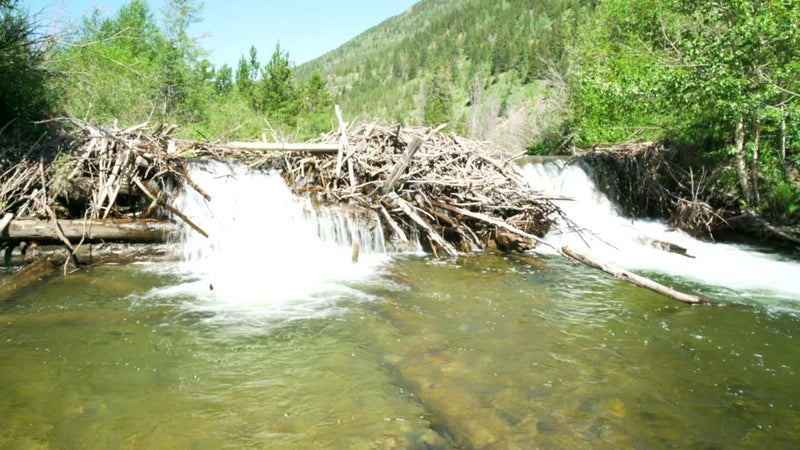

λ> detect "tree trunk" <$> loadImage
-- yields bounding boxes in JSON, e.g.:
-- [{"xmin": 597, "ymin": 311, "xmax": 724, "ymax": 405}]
[
  {"xmin": 0, "ymin": 258, "xmax": 59, "ymax": 299},
  {"xmin": 735, "ymin": 117, "xmax": 752, "ymax": 205},
  {"xmin": 752, "ymin": 118, "xmax": 761, "ymax": 207},
  {"xmin": 781, "ymin": 106, "xmax": 787, "ymax": 172}
]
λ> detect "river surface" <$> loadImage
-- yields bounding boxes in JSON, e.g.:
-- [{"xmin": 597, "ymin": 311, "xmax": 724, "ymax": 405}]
[{"xmin": 1, "ymin": 161, "xmax": 798, "ymax": 448}]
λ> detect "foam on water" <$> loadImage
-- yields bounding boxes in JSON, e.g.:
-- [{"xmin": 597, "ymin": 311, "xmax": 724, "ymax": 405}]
[
  {"xmin": 147, "ymin": 160, "xmax": 388, "ymax": 324},
  {"xmin": 522, "ymin": 161, "xmax": 800, "ymax": 302}
]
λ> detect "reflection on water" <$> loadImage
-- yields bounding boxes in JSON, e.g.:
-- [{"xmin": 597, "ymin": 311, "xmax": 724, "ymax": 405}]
[{"xmin": 1, "ymin": 255, "xmax": 799, "ymax": 448}]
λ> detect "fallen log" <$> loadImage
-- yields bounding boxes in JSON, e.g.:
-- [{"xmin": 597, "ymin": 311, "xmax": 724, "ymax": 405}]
[
  {"xmin": 390, "ymin": 193, "xmax": 459, "ymax": 257},
  {"xmin": 224, "ymin": 142, "xmax": 340, "ymax": 153},
  {"xmin": 3, "ymin": 219, "xmax": 174, "ymax": 244},
  {"xmin": 0, "ymin": 257, "xmax": 59, "ymax": 300},
  {"xmin": 382, "ymin": 135, "xmax": 423, "ymax": 194},
  {"xmin": 561, "ymin": 245, "xmax": 719, "ymax": 305}
]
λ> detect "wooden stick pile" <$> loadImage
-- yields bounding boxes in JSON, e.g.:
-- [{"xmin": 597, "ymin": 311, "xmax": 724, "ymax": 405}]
[
  {"xmin": 256, "ymin": 122, "xmax": 561, "ymax": 256},
  {"xmin": 0, "ymin": 119, "xmax": 201, "ymax": 233}
]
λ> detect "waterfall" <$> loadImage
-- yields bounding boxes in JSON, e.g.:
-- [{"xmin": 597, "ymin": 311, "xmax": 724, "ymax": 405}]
[
  {"xmin": 522, "ymin": 160, "xmax": 800, "ymax": 303},
  {"xmin": 148, "ymin": 160, "xmax": 389, "ymax": 325}
]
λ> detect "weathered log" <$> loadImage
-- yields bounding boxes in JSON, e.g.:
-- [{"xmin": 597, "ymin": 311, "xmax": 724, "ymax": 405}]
[
  {"xmin": 562, "ymin": 245, "xmax": 718, "ymax": 305},
  {"xmin": 223, "ymin": 142, "xmax": 340, "ymax": 152},
  {"xmin": 635, "ymin": 236, "xmax": 695, "ymax": 258},
  {"xmin": 382, "ymin": 135, "xmax": 423, "ymax": 194},
  {"xmin": 3, "ymin": 219, "xmax": 174, "ymax": 244},
  {"xmin": 334, "ymin": 104, "xmax": 348, "ymax": 177},
  {"xmin": 39, "ymin": 160, "xmax": 80, "ymax": 269},
  {"xmin": 378, "ymin": 299, "xmax": 512, "ymax": 448},
  {"xmin": 429, "ymin": 199, "xmax": 557, "ymax": 252},
  {"xmin": 494, "ymin": 229, "xmax": 536, "ymax": 252},
  {"xmin": 390, "ymin": 193, "xmax": 459, "ymax": 257},
  {"xmin": 381, "ymin": 123, "xmax": 448, "ymax": 194}
]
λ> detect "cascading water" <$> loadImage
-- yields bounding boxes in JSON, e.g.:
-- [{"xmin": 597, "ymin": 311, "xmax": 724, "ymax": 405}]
[
  {"xmin": 147, "ymin": 160, "xmax": 388, "ymax": 326},
  {"xmin": 522, "ymin": 160, "xmax": 800, "ymax": 305}
]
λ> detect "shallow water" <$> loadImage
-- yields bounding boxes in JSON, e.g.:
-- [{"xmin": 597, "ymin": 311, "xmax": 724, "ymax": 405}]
[
  {"xmin": 2, "ymin": 161, "xmax": 799, "ymax": 448},
  {"xmin": 1, "ymin": 254, "xmax": 799, "ymax": 448}
]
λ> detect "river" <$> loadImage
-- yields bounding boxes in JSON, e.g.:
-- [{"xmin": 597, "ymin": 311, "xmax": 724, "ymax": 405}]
[{"xmin": 1, "ymin": 160, "xmax": 798, "ymax": 448}]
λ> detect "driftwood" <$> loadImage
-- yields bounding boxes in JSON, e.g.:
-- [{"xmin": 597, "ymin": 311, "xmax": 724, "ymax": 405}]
[
  {"xmin": 635, "ymin": 236, "xmax": 695, "ymax": 258},
  {"xmin": 0, "ymin": 119, "xmax": 213, "ymax": 268},
  {"xmin": 132, "ymin": 177, "xmax": 208, "ymax": 238},
  {"xmin": 1, "ymin": 118, "xmax": 561, "ymax": 258},
  {"xmin": 0, "ymin": 116, "xmax": 724, "ymax": 308},
  {"xmin": 561, "ymin": 245, "xmax": 717, "ymax": 305}
]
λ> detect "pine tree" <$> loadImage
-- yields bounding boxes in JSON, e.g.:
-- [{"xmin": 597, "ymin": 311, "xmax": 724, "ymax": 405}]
[{"xmin": 423, "ymin": 70, "xmax": 451, "ymax": 125}]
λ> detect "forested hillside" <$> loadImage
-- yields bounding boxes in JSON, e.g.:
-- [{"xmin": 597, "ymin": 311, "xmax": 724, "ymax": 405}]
[{"xmin": 298, "ymin": 0, "xmax": 596, "ymax": 149}]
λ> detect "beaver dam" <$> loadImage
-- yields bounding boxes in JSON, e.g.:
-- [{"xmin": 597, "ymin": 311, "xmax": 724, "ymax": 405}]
[
  {"xmin": 0, "ymin": 120, "xmax": 559, "ymax": 255},
  {"xmin": 0, "ymin": 118, "xmax": 715, "ymax": 304}
]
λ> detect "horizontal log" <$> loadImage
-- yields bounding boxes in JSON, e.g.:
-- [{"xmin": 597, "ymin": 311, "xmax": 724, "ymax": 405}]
[
  {"xmin": 224, "ymin": 142, "xmax": 340, "ymax": 152},
  {"xmin": 3, "ymin": 219, "xmax": 175, "ymax": 244}
]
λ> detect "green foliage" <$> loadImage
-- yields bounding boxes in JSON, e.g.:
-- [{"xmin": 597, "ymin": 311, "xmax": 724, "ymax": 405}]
[
  {"xmin": 53, "ymin": 0, "xmax": 213, "ymax": 125},
  {"xmin": 0, "ymin": 0, "xmax": 54, "ymax": 132},
  {"xmin": 768, "ymin": 182, "xmax": 800, "ymax": 220},
  {"xmin": 423, "ymin": 69, "xmax": 451, "ymax": 125},
  {"xmin": 254, "ymin": 43, "xmax": 299, "ymax": 124},
  {"xmin": 214, "ymin": 64, "xmax": 233, "ymax": 96},
  {"xmin": 235, "ymin": 46, "xmax": 259, "ymax": 102},
  {"xmin": 56, "ymin": 0, "xmax": 171, "ymax": 123},
  {"xmin": 566, "ymin": 0, "xmax": 800, "ymax": 219}
]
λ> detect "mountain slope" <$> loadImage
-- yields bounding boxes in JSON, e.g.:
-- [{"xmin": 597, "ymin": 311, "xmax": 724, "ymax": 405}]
[{"xmin": 298, "ymin": 0, "xmax": 596, "ymax": 150}]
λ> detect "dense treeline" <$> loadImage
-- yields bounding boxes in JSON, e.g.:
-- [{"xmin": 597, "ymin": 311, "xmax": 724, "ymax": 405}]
[
  {"xmin": 298, "ymin": 0, "xmax": 799, "ymax": 223},
  {"xmin": 2, "ymin": 0, "xmax": 332, "ymax": 141},
  {"xmin": 566, "ymin": 0, "xmax": 800, "ymax": 222},
  {"xmin": 0, "ymin": 0, "xmax": 53, "ymax": 136}
]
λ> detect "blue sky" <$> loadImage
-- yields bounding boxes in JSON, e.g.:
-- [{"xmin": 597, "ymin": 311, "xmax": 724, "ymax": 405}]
[{"xmin": 26, "ymin": 0, "xmax": 417, "ymax": 68}]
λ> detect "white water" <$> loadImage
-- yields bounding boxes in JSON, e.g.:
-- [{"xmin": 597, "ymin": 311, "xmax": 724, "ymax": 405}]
[
  {"xmin": 148, "ymin": 160, "xmax": 389, "ymax": 325},
  {"xmin": 145, "ymin": 158, "xmax": 797, "ymax": 320},
  {"xmin": 522, "ymin": 161, "xmax": 800, "ymax": 303}
]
